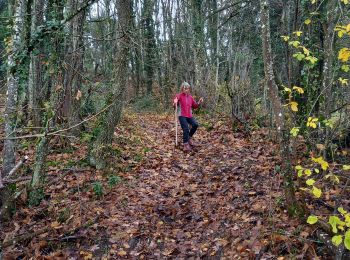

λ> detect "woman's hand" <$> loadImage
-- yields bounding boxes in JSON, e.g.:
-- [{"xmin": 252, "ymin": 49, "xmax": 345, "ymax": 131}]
[
  {"xmin": 198, "ymin": 97, "xmax": 204, "ymax": 104},
  {"xmin": 173, "ymin": 97, "xmax": 178, "ymax": 105}
]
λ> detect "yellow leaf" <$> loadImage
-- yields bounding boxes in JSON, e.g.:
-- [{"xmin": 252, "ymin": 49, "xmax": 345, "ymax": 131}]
[
  {"xmin": 304, "ymin": 169, "xmax": 312, "ymax": 176},
  {"xmin": 293, "ymin": 86, "xmax": 304, "ymax": 94},
  {"xmin": 284, "ymin": 87, "xmax": 291, "ymax": 92},
  {"xmin": 339, "ymin": 77, "xmax": 349, "ymax": 86},
  {"xmin": 343, "ymin": 165, "xmax": 350, "ymax": 170},
  {"xmin": 338, "ymin": 207, "xmax": 347, "ymax": 215},
  {"xmin": 312, "ymin": 156, "xmax": 329, "ymax": 170},
  {"xmin": 311, "ymin": 0, "xmax": 317, "ymax": 4},
  {"xmin": 339, "ymin": 48, "xmax": 350, "ymax": 62},
  {"xmin": 312, "ymin": 186, "xmax": 322, "ymax": 198},
  {"xmin": 347, "ymin": 23, "xmax": 350, "ymax": 32},
  {"xmin": 305, "ymin": 56, "xmax": 318, "ymax": 64},
  {"xmin": 338, "ymin": 30, "xmax": 345, "ymax": 38},
  {"xmin": 306, "ymin": 178, "xmax": 315, "ymax": 186},
  {"xmin": 290, "ymin": 127, "xmax": 299, "ymax": 137},
  {"xmin": 290, "ymin": 102, "xmax": 298, "ymax": 112},
  {"xmin": 307, "ymin": 117, "xmax": 318, "ymax": 128},
  {"xmin": 341, "ymin": 0, "xmax": 349, "ymax": 4},
  {"xmin": 293, "ymin": 31, "xmax": 303, "ymax": 36},
  {"xmin": 289, "ymin": 40, "xmax": 300, "ymax": 47},
  {"xmin": 281, "ymin": 35, "xmax": 290, "ymax": 42},
  {"xmin": 302, "ymin": 47, "xmax": 310, "ymax": 56},
  {"xmin": 304, "ymin": 19, "xmax": 312, "ymax": 25}
]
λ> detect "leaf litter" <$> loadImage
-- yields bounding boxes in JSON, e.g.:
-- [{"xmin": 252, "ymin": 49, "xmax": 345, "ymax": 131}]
[{"xmin": 0, "ymin": 112, "xmax": 313, "ymax": 258}]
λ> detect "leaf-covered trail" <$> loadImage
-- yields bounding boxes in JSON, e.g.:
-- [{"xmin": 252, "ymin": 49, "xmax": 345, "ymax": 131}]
[
  {"xmin": 1, "ymin": 112, "xmax": 305, "ymax": 259},
  {"xmin": 100, "ymin": 113, "xmax": 285, "ymax": 258}
]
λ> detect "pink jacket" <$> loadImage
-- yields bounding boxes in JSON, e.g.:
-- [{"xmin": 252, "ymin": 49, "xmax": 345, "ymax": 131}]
[{"xmin": 174, "ymin": 93, "xmax": 199, "ymax": 118}]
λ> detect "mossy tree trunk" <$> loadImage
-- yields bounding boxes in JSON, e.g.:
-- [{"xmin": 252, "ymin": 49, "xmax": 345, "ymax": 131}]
[
  {"xmin": 89, "ymin": 0, "xmax": 133, "ymax": 169},
  {"xmin": 1, "ymin": 0, "xmax": 28, "ymax": 221}
]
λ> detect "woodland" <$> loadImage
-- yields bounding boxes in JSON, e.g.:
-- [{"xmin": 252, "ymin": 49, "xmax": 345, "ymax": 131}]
[{"xmin": 1, "ymin": 0, "xmax": 350, "ymax": 258}]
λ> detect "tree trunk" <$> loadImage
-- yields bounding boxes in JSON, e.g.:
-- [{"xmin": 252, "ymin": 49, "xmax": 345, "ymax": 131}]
[
  {"xmin": 89, "ymin": 0, "xmax": 133, "ymax": 169},
  {"xmin": 142, "ymin": 0, "xmax": 156, "ymax": 95},
  {"xmin": 1, "ymin": 0, "xmax": 27, "ymax": 221},
  {"xmin": 28, "ymin": 0, "xmax": 45, "ymax": 127},
  {"xmin": 260, "ymin": 0, "xmax": 303, "ymax": 216},
  {"xmin": 63, "ymin": 0, "xmax": 86, "ymax": 136},
  {"xmin": 321, "ymin": 0, "xmax": 338, "ymax": 117}
]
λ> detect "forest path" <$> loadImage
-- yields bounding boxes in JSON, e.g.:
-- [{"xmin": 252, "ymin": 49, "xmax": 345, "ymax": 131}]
[{"xmin": 101, "ymin": 113, "xmax": 283, "ymax": 259}]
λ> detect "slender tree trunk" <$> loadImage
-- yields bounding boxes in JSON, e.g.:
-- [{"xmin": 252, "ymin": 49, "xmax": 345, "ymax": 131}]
[
  {"xmin": 89, "ymin": 0, "xmax": 133, "ymax": 169},
  {"xmin": 30, "ymin": 0, "xmax": 65, "ymax": 191},
  {"xmin": 260, "ymin": 0, "xmax": 303, "ymax": 216},
  {"xmin": 322, "ymin": 1, "xmax": 338, "ymax": 117},
  {"xmin": 63, "ymin": 0, "xmax": 86, "ymax": 136},
  {"xmin": 142, "ymin": 0, "xmax": 156, "ymax": 95},
  {"xmin": 28, "ymin": 0, "xmax": 45, "ymax": 127},
  {"xmin": 1, "ymin": 0, "xmax": 27, "ymax": 221}
]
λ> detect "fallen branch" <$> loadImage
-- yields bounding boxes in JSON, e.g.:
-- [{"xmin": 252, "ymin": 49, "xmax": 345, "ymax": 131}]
[
  {"xmin": 7, "ymin": 156, "xmax": 28, "ymax": 178},
  {"xmin": 1, "ymin": 213, "xmax": 100, "ymax": 249},
  {"xmin": 2, "ymin": 176, "xmax": 32, "ymax": 184},
  {"xmin": 0, "ymin": 156, "xmax": 28, "ymax": 189},
  {"xmin": 0, "ymin": 227, "xmax": 50, "ymax": 248}
]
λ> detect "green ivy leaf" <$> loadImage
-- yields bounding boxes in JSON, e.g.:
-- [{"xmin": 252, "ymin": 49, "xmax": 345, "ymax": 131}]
[
  {"xmin": 341, "ymin": 65, "xmax": 350, "ymax": 72},
  {"xmin": 332, "ymin": 235, "xmax": 343, "ymax": 246},
  {"xmin": 295, "ymin": 165, "xmax": 303, "ymax": 170},
  {"xmin": 307, "ymin": 215, "xmax": 318, "ymax": 224},
  {"xmin": 338, "ymin": 207, "xmax": 347, "ymax": 215},
  {"xmin": 329, "ymin": 216, "xmax": 341, "ymax": 233},
  {"xmin": 345, "ymin": 230, "xmax": 350, "ymax": 250},
  {"xmin": 297, "ymin": 170, "xmax": 303, "ymax": 177},
  {"xmin": 293, "ymin": 52, "xmax": 305, "ymax": 61}
]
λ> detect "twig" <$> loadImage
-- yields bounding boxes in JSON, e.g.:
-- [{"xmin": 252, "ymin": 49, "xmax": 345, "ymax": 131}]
[
  {"xmin": 2, "ymin": 176, "xmax": 32, "ymax": 184},
  {"xmin": 1, "ymin": 101, "xmax": 115, "ymax": 140}
]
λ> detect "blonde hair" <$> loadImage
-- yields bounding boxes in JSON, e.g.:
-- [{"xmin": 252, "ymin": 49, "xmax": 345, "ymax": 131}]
[{"xmin": 181, "ymin": 82, "xmax": 190, "ymax": 92}]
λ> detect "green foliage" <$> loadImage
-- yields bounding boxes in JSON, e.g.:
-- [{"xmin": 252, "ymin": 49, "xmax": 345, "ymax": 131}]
[
  {"xmin": 81, "ymin": 132, "xmax": 94, "ymax": 143},
  {"xmin": 132, "ymin": 95, "xmax": 160, "ymax": 112},
  {"xmin": 134, "ymin": 154, "xmax": 143, "ymax": 162},
  {"xmin": 201, "ymin": 121, "xmax": 214, "ymax": 131},
  {"xmin": 307, "ymin": 215, "xmax": 318, "ymax": 224},
  {"xmin": 92, "ymin": 182, "xmax": 104, "ymax": 198},
  {"xmin": 29, "ymin": 188, "xmax": 45, "ymax": 206},
  {"xmin": 108, "ymin": 175, "xmax": 121, "ymax": 188},
  {"xmin": 46, "ymin": 160, "xmax": 60, "ymax": 167}
]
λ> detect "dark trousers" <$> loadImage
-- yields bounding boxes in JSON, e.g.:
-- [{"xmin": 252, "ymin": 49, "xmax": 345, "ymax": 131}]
[{"xmin": 178, "ymin": 116, "xmax": 199, "ymax": 143}]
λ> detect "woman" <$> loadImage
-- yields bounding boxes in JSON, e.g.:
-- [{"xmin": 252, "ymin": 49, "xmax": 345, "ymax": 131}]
[{"xmin": 173, "ymin": 82, "xmax": 204, "ymax": 151}]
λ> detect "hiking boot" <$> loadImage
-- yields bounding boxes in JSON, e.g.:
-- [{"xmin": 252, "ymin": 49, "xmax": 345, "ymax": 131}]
[
  {"xmin": 183, "ymin": 143, "xmax": 192, "ymax": 151},
  {"xmin": 188, "ymin": 138, "xmax": 197, "ymax": 147}
]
